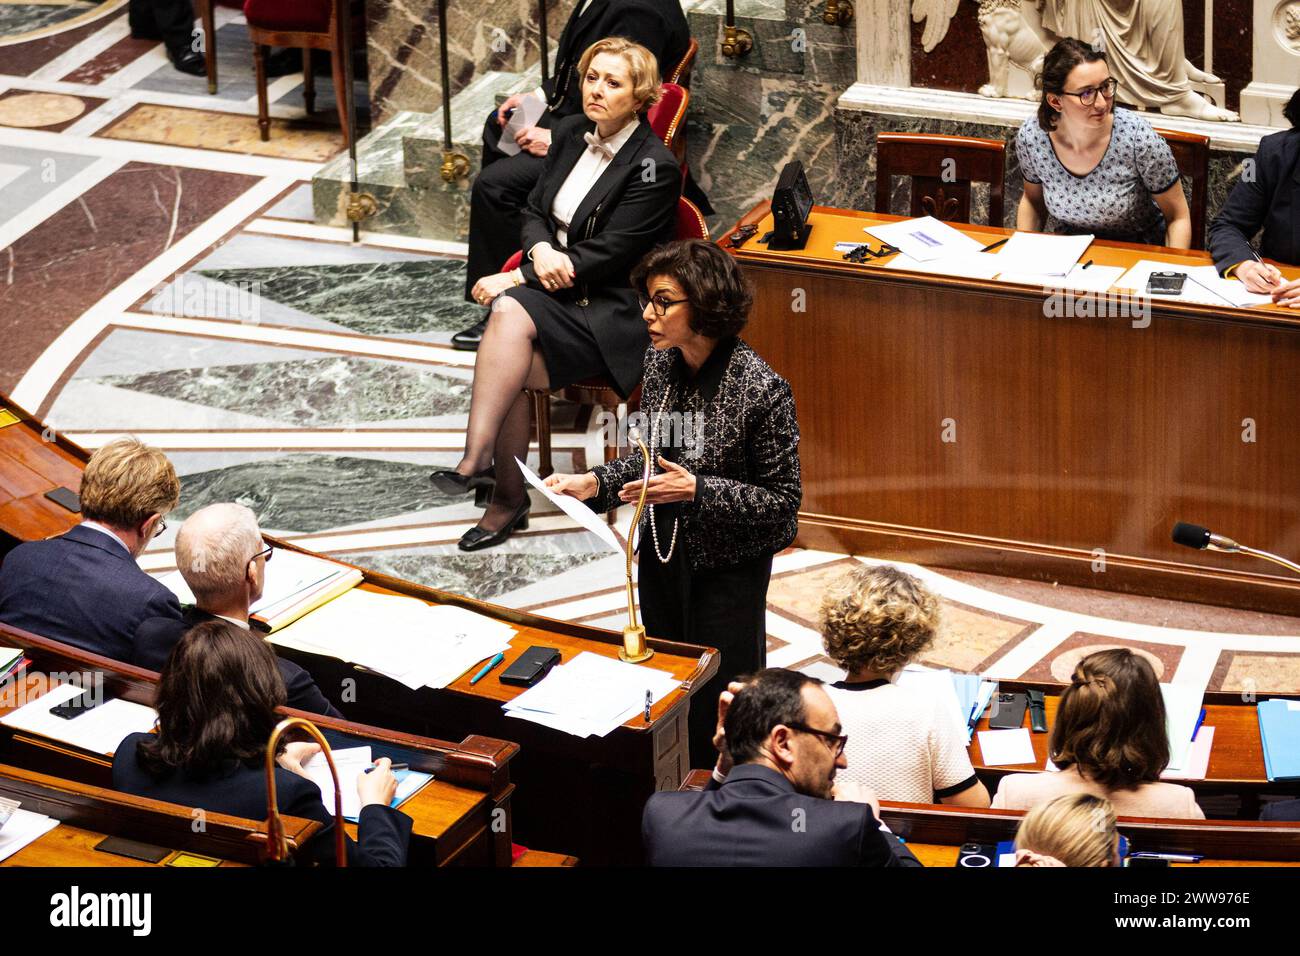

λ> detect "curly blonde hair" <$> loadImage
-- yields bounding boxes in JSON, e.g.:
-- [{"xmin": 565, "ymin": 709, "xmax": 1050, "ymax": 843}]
[{"xmin": 819, "ymin": 564, "xmax": 940, "ymax": 676}]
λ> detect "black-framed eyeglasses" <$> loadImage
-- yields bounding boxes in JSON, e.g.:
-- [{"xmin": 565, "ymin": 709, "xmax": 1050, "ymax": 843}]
[
  {"xmin": 249, "ymin": 545, "xmax": 273, "ymax": 567},
  {"xmin": 151, "ymin": 517, "xmax": 167, "ymax": 539},
  {"xmin": 1060, "ymin": 77, "xmax": 1118, "ymax": 106},
  {"xmin": 638, "ymin": 293, "xmax": 689, "ymax": 317},
  {"xmin": 786, "ymin": 722, "xmax": 848, "ymax": 756}
]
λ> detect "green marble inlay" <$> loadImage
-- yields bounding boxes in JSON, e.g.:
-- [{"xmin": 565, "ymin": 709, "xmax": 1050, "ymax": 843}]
[
  {"xmin": 95, "ymin": 355, "xmax": 469, "ymax": 425},
  {"xmin": 195, "ymin": 260, "xmax": 480, "ymax": 335},
  {"xmin": 0, "ymin": 3, "xmax": 89, "ymax": 37},
  {"xmin": 173, "ymin": 454, "xmax": 458, "ymax": 533},
  {"xmin": 335, "ymin": 550, "xmax": 607, "ymax": 602}
]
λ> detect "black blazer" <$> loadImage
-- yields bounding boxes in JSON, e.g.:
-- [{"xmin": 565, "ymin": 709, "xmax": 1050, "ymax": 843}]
[
  {"xmin": 518, "ymin": 112, "xmax": 679, "ymax": 396},
  {"xmin": 1209, "ymin": 127, "xmax": 1300, "ymax": 273},
  {"xmin": 642, "ymin": 764, "xmax": 921, "ymax": 866},
  {"xmin": 0, "ymin": 524, "xmax": 181, "ymax": 662},
  {"xmin": 1261, "ymin": 798, "xmax": 1300, "ymax": 822},
  {"xmin": 134, "ymin": 608, "xmax": 343, "ymax": 718},
  {"xmin": 112, "ymin": 732, "xmax": 412, "ymax": 866},
  {"xmin": 589, "ymin": 338, "xmax": 802, "ymax": 572},
  {"xmin": 542, "ymin": 0, "xmax": 690, "ymax": 122}
]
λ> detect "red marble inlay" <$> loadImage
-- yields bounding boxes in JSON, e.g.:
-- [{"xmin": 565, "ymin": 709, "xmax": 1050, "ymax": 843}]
[
  {"xmin": 0, "ymin": 5, "xmax": 126, "ymax": 77},
  {"xmin": 0, "ymin": 163, "xmax": 259, "ymax": 396},
  {"xmin": 59, "ymin": 34, "xmax": 160, "ymax": 85}
]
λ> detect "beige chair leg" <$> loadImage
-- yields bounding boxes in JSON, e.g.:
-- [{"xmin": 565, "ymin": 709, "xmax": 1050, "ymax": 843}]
[{"xmin": 252, "ymin": 43, "xmax": 270, "ymax": 141}]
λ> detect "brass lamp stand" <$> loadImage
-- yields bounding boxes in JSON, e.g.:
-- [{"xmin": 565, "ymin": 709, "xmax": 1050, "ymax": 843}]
[
  {"xmin": 263, "ymin": 717, "xmax": 347, "ymax": 866},
  {"xmin": 620, "ymin": 430, "xmax": 654, "ymax": 664}
]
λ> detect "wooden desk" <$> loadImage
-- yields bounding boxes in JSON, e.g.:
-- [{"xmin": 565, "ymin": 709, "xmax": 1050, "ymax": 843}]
[
  {"xmin": 725, "ymin": 204, "xmax": 1300, "ymax": 615},
  {"xmin": 0, "ymin": 631, "xmax": 520, "ymax": 866},
  {"xmin": 0, "ymin": 396, "xmax": 84, "ymax": 550}
]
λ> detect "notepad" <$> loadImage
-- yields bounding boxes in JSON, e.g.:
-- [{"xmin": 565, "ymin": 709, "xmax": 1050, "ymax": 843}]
[
  {"xmin": 301, "ymin": 746, "xmax": 435, "ymax": 822},
  {"xmin": 992, "ymin": 232, "xmax": 1093, "ymax": 277},
  {"xmin": 1258, "ymin": 699, "xmax": 1300, "ymax": 781},
  {"xmin": 977, "ymin": 728, "xmax": 1035, "ymax": 766},
  {"xmin": 0, "ymin": 682, "xmax": 157, "ymax": 755},
  {"xmin": 0, "ymin": 808, "xmax": 58, "ymax": 863}
]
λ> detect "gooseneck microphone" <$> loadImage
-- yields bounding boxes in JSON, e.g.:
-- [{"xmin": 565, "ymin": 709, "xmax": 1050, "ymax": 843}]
[{"xmin": 1171, "ymin": 522, "xmax": 1300, "ymax": 577}]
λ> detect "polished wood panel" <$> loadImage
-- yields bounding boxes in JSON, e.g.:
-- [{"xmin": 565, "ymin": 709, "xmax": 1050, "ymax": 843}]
[
  {"xmin": 726, "ymin": 204, "xmax": 1300, "ymax": 615},
  {"xmin": 0, "ymin": 395, "xmax": 85, "ymax": 552}
]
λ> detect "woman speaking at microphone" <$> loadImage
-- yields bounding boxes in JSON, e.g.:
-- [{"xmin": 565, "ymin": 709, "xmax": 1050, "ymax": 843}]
[{"xmin": 545, "ymin": 240, "xmax": 802, "ymax": 765}]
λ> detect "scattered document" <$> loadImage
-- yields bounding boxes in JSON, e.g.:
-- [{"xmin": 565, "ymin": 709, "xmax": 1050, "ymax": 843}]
[
  {"xmin": 300, "ymin": 746, "xmax": 434, "ymax": 822},
  {"xmin": 863, "ymin": 216, "xmax": 984, "ymax": 263},
  {"xmin": 0, "ymin": 808, "xmax": 59, "ymax": 863},
  {"xmin": 1161, "ymin": 726, "xmax": 1214, "ymax": 781},
  {"xmin": 270, "ymin": 588, "xmax": 515, "ymax": 690},
  {"xmin": 495, "ymin": 93, "xmax": 546, "ymax": 158},
  {"xmin": 1115, "ymin": 260, "xmax": 1274, "ymax": 308},
  {"xmin": 516, "ymin": 457, "xmax": 622, "ymax": 553},
  {"xmin": 503, "ymin": 651, "xmax": 680, "ymax": 738},
  {"xmin": 998, "ymin": 263, "xmax": 1125, "ymax": 294},
  {"xmin": 992, "ymin": 232, "xmax": 1093, "ymax": 277},
  {"xmin": 1161, "ymin": 683, "xmax": 1205, "ymax": 773},
  {"xmin": 0, "ymin": 682, "xmax": 157, "ymax": 755},
  {"xmin": 884, "ymin": 251, "xmax": 1005, "ymax": 280},
  {"xmin": 977, "ymin": 728, "xmax": 1036, "ymax": 766}
]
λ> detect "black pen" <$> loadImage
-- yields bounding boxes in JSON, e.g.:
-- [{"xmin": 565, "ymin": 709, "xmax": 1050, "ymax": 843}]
[
  {"xmin": 1081, "ymin": 259, "xmax": 1094, "ymax": 269},
  {"xmin": 364, "ymin": 762, "xmax": 409, "ymax": 773},
  {"xmin": 980, "ymin": 237, "xmax": 1009, "ymax": 253}
]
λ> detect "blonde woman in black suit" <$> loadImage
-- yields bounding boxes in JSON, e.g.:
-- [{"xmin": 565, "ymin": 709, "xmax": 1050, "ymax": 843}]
[{"xmin": 431, "ymin": 37, "xmax": 680, "ymax": 551}]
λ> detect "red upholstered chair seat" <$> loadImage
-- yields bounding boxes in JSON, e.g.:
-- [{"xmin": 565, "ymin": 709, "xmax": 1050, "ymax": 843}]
[{"xmin": 243, "ymin": 0, "xmax": 331, "ymax": 32}]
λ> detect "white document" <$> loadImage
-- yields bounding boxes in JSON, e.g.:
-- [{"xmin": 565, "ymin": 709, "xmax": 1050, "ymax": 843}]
[
  {"xmin": 884, "ymin": 251, "xmax": 1005, "ymax": 280},
  {"xmin": 998, "ymin": 263, "xmax": 1125, "ymax": 294},
  {"xmin": 1183, "ymin": 266, "xmax": 1275, "ymax": 308},
  {"xmin": 504, "ymin": 651, "xmax": 680, "ymax": 738},
  {"xmin": 1161, "ymin": 726, "xmax": 1215, "ymax": 781},
  {"xmin": 1115, "ymin": 260, "xmax": 1274, "ymax": 308},
  {"xmin": 302, "ymin": 746, "xmax": 373, "ymax": 821},
  {"xmin": 516, "ymin": 457, "xmax": 622, "ymax": 553},
  {"xmin": 863, "ymin": 216, "xmax": 984, "ymax": 263},
  {"xmin": 977, "ymin": 728, "xmax": 1036, "ymax": 766},
  {"xmin": 993, "ymin": 232, "xmax": 1093, "ymax": 277},
  {"xmin": 1161, "ymin": 682, "xmax": 1204, "ymax": 773},
  {"xmin": 495, "ymin": 93, "xmax": 547, "ymax": 158},
  {"xmin": 0, "ymin": 682, "xmax": 158, "ymax": 756},
  {"xmin": 0, "ymin": 808, "xmax": 59, "ymax": 863}
]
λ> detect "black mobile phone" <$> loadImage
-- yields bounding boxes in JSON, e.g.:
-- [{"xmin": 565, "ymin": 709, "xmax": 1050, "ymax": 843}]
[
  {"xmin": 44, "ymin": 486, "xmax": 81, "ymax": 513},
  {"xmin": 1124, "ymin": 856, "xmax": 1171, "ymax": 868},
  {"xmin": 1146, "ymin": 271, "xmax": 1186, "ymax": 295},
  {"xmin": 956, "ymin": 843, "xmax": 998, "ymax": 868},
  {"xmin": 95, "ymin": 836, "xmax": 171, "ymax": 864},
  {"xmin": 49, "ymin": 688, "xmax": 104, "ymax": 719},
  {"xmin": 989, "ymin": 692, "xmax": 1028, "ymax": 730},
  {"xmin": 498, "ymin": 646, "xmax": 562, "ymax": 687}
]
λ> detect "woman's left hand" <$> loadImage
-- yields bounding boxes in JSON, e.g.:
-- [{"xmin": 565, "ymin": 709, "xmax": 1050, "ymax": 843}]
[
  {"xmin": 277, "ymin": 741, "xmax": 320, "ymax": 778},
  {"xmin": 1272, "ymin": 277, "xmax": 1300, "ymax": 308},
  {"xmin": 471, "ymin": 272, "xmax": 517, "ymax": 306},
  {"xmin": 618, "ymin": 457, "xmax": 696, "ymax": 504}
]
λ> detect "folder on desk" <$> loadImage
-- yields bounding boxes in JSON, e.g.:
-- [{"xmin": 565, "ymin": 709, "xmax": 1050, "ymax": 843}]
[{"xmin": 1258, "ymin": 699, "xmax": 1300, "ymax": 782}]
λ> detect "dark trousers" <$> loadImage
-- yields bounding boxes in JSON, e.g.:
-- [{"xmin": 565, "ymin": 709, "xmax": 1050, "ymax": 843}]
[
  {"xmin": 128, "ymin": 0, "xmax": 195, "ymax": 55},
  {"xmin": 639, "ymin": 542, "xmax": 773, "ymax": 769},
  {"xmin": 464, "ymin": 110, "xmax": 547, "ymax": 300}
]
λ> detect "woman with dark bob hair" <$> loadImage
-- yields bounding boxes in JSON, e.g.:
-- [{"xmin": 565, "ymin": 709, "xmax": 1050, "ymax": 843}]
[
  {"xmin": 992, "ymin": 648, "xmax": 1205, "ymax": 819},
  {"xmin": 112, "ymin": 620, "xmax": 413, "ymax": 865},
  {"xmin": 546, "ymin": 239, "xmax": 802, "ymax": 764}
]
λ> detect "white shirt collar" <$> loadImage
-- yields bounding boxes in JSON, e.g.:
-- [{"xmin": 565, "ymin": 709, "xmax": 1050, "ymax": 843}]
[
  {"xmin": 211, "ymin": 613, "xmax": 251, "ymax": 631},
  {"xmin": 588, "ymin": 117, "xmax": 640, "ymax": 156},
  {"xmin": 79, "ymin": 520, "xmax": 132, "ymax": 555}
]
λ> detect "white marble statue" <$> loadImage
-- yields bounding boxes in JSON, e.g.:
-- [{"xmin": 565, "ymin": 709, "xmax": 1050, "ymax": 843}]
[{"xmin": 912, "ymin": 0, "xmax": 1241, "ymax": 121}]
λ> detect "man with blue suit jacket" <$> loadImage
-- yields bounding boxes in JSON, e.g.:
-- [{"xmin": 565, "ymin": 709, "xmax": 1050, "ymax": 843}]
[
  {"xmin": 642, "ymin": 668, "xmax": 922, "ymax": 866},
  {"xmin": 134, "ymin": 502, "xmax": 341, "ymax": 717},
  {"xmin": 1209, "ymin": 88, "xmax": 1300, "ymax": 307},
  {"xmin": 0, "ymin": 437, "xmax": 181, "ymax": 660}
]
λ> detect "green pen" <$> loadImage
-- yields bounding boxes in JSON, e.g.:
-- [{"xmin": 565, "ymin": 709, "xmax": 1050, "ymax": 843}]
[{"xmin": 471, "ymin": 652, "xmax": 506, "ymax": 684}]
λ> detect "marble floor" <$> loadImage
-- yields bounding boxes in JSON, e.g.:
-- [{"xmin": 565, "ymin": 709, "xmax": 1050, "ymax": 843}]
[{"xmin": 4, "ymin": 10, "xmax": 1300, "ymax": 701}]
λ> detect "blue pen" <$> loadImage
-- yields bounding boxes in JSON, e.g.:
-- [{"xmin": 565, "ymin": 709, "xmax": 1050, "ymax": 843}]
[{"xmin": 471, "ymin": 652, "xmax": 506, "ymax": 684}]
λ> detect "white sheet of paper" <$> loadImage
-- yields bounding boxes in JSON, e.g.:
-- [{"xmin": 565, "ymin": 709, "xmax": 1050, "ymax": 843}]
[
  {"xmin": 495, "ymin": 93, "xmax": 546, "ymax": 157},
  {"xmin": 1115, "ymin": 260, "xmax": 1274, "ymax": 308},
  {"xmin": 993, "ymin": 232, "xmax": 1093, "ymax": 276},
  {"xmin": 863, "ymin": 216, "xmax": 984, "ymax": 262},
  {"xmin": 516, "ymin": 457, "xmax": 622, "ymax": 552},
  {"xmin": 302, "ymin": 746, "xmax": 373, "ymax": 821},
  {"xmin": 998, "ymin": 263, "xmax": 1125, "ymax": 294},
  {"xmin": 0, "ymin": 682, "xmax": 157, "ymax": 755},
  {"xmin": 977, "ymin": 728, "xmax": 1036, "ymax": 766},
  {"xmin": 504, "ymin": 651, "xmax": 680, "ymax": 738},
  {"xmin": 0, "ymin": 808, "xmax": 58, "ymax": 863},
  {"xmin": 883, "ymin": 251, "xmax": 1005, "ymax": 280},
  {"xmin": 1161, "ymin": 726, "xmax": 1215, "ymax": 781},
  {"xmin": 1161, "ymin": 682, "xmax": 1204, "ymax": 772}
]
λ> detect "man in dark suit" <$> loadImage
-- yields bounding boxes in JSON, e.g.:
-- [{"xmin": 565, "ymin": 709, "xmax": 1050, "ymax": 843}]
[
  {"xmin": 1261, "ymin": 799, "xmax": 1300, "ymax": 822},
  {"xmin": 0, "ymin": 438, "xmax": 182, "ymax": 661},
  {"xmin": 455, "ymin": 0, "xmax": 691, "ymax": 348},
  {"xmin": 1208, "ymin": 88, "xmax": 1300, "ymax": 307},
  {"xmin": 642, "ymin": 668, "xmax": 922, "ymax": 866},
  {"xmin": 134, "ymin": 503, "xmax": 341, "ymax": 717}
]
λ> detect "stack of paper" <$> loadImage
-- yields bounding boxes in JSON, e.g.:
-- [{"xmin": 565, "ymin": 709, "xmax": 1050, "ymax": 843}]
[
  {"xmin": 1258, "ymin": 699, "xmax": 1300, "ymax": 782},
  {"xmin": 0, "ymin": 683, "xmax": 157, "ymax": 755},
  {"xmin": 300, "ymin": 746, "xmax": 434, "ymax": 822},
  {"xmin": 999, "ymin": 262, "xmax": 1125, "ymax": 294},
  {"xmin": 158, "ymin": 549, "xmax": 363, "ymax": 633},
  {"xmin": 1162, "ymin": 726, "xmax": 1215, "ymax": 781},
  {"xmin": 884, "ymin": 251, "xmax": 1005, "ymax": 280},
  {"xmin": 270, "ymin": 589, "xmax": 515, "ymax": 690},
  {"xmin": 863, "ymin": 216, "xmax": 985, "ymax": 262},
  {"xmin": 1161, "ymin": 683, "xmax": 1205, "ymax": 774},
  {"xmin": 992, "ymin": 232, "xmax": 1093, "ymax": 277},
  {"xmin": 503, "ymin": 651, "xmax": 681, "ymax": 738},
  {"xmin": 1114, "ymin": 260, "xmax": 1275, "ymax": 308},
  {"xmin": 0, "ymin": 808, "xmax": 59, "ymax": 863},
  {"xmin": 0, "ymin": 646, "xmax": 24, "ymax": 681}
]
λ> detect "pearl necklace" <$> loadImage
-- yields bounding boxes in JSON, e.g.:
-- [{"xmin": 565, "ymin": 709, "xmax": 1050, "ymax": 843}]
[{"xmin": 647, "ymin": 389, "xmax": 679, "ymax": 564}]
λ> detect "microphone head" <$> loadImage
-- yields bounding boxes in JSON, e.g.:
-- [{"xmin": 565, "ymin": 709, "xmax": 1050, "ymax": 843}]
[{"xmin": 1172, "ymin": 522, "xmax": 1211, "ymax": 550}]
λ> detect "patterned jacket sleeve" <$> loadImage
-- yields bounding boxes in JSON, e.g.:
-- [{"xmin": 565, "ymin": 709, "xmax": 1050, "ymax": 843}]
[
  {"xmin": 684, "ymin": 375, "xmax": 802, "ymax": 526},
  {"xmin": 588, "ymin": 448, "xmax": 647, "ymax": 514}
]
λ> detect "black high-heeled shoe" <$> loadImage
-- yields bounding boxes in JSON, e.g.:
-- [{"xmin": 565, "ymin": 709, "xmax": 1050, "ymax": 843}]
[
  {"xmin": 457, "ymin": 499, "xmax": 530, "ymax": 552},
  {"xmin": 429, "ymin": 466, "xmax": 494, "ymax": 497}
]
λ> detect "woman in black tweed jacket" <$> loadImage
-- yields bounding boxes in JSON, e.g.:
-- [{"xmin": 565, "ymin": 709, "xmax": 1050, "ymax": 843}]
[{"xmin": 546, "ymin": 240, "xmax": 802, "ymax": 764}]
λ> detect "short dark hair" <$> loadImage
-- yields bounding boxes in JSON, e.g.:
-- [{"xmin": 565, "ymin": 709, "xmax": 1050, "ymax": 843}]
[
  {"xmin": 1049, "ymin": 648, "xmax": 1170, "ymax": 790},
  {"xmin": 631, "ymin": 239, "xmax": 754, "ymax": 339},
  {"xmin": 137, "ymin": 620, "xmax": 287, "ymax": 779},
  {"xmin": 724, "ymin": 668, "xmax": 823, "ymax": 764},
  {"xmin": 1285, "ymin": 88, "xmax": 1300, "ymax": 128},
  {"xmin": 1036, "ymin": 37, "xmax": 1108, "ymax": 132}
]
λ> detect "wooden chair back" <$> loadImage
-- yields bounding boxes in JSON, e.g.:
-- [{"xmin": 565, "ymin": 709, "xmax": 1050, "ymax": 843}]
[
  {"xmin": 1155, "ymin": 127, "xmax": 1211, "ymax": 250},
  {"xmin": 875, "ymin": 132, "xmax": 1006, "ymax": 226}
]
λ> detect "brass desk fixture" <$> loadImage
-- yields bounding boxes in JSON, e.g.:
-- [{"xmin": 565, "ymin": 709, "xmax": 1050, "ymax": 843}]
[
  {"xmin": 620, "ymin": 428, "xmax": 654, "ymax": 664},
  {"xmin": 822, "ymin": 0, "xmax": 853, "ymax": 25},
  {"xmin": 721, "ymin": 0, "xmax": 752, "ymax": 58},
  {"xmin": 437, "ymin": 0, "xmax": 471, "ymax": 183},
  {"xmin": 264, "ymin": 717, "xmax": 347, "ymax": 866}
]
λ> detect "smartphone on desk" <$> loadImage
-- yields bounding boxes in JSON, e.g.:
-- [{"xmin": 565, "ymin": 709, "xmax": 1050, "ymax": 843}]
[
  {"xmin": 1146, "ymin": 271, "xmax": 1187, "ymax": 295},
  {"xmin": 988, "ymin": 692, "xmax": 1028, "ymax": 729}
]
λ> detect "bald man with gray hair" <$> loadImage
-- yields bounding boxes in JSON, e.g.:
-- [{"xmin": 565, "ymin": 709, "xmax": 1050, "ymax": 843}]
[{"xmin": 134, "ymin": 503, "xmax": 341, "ymax": 716}]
